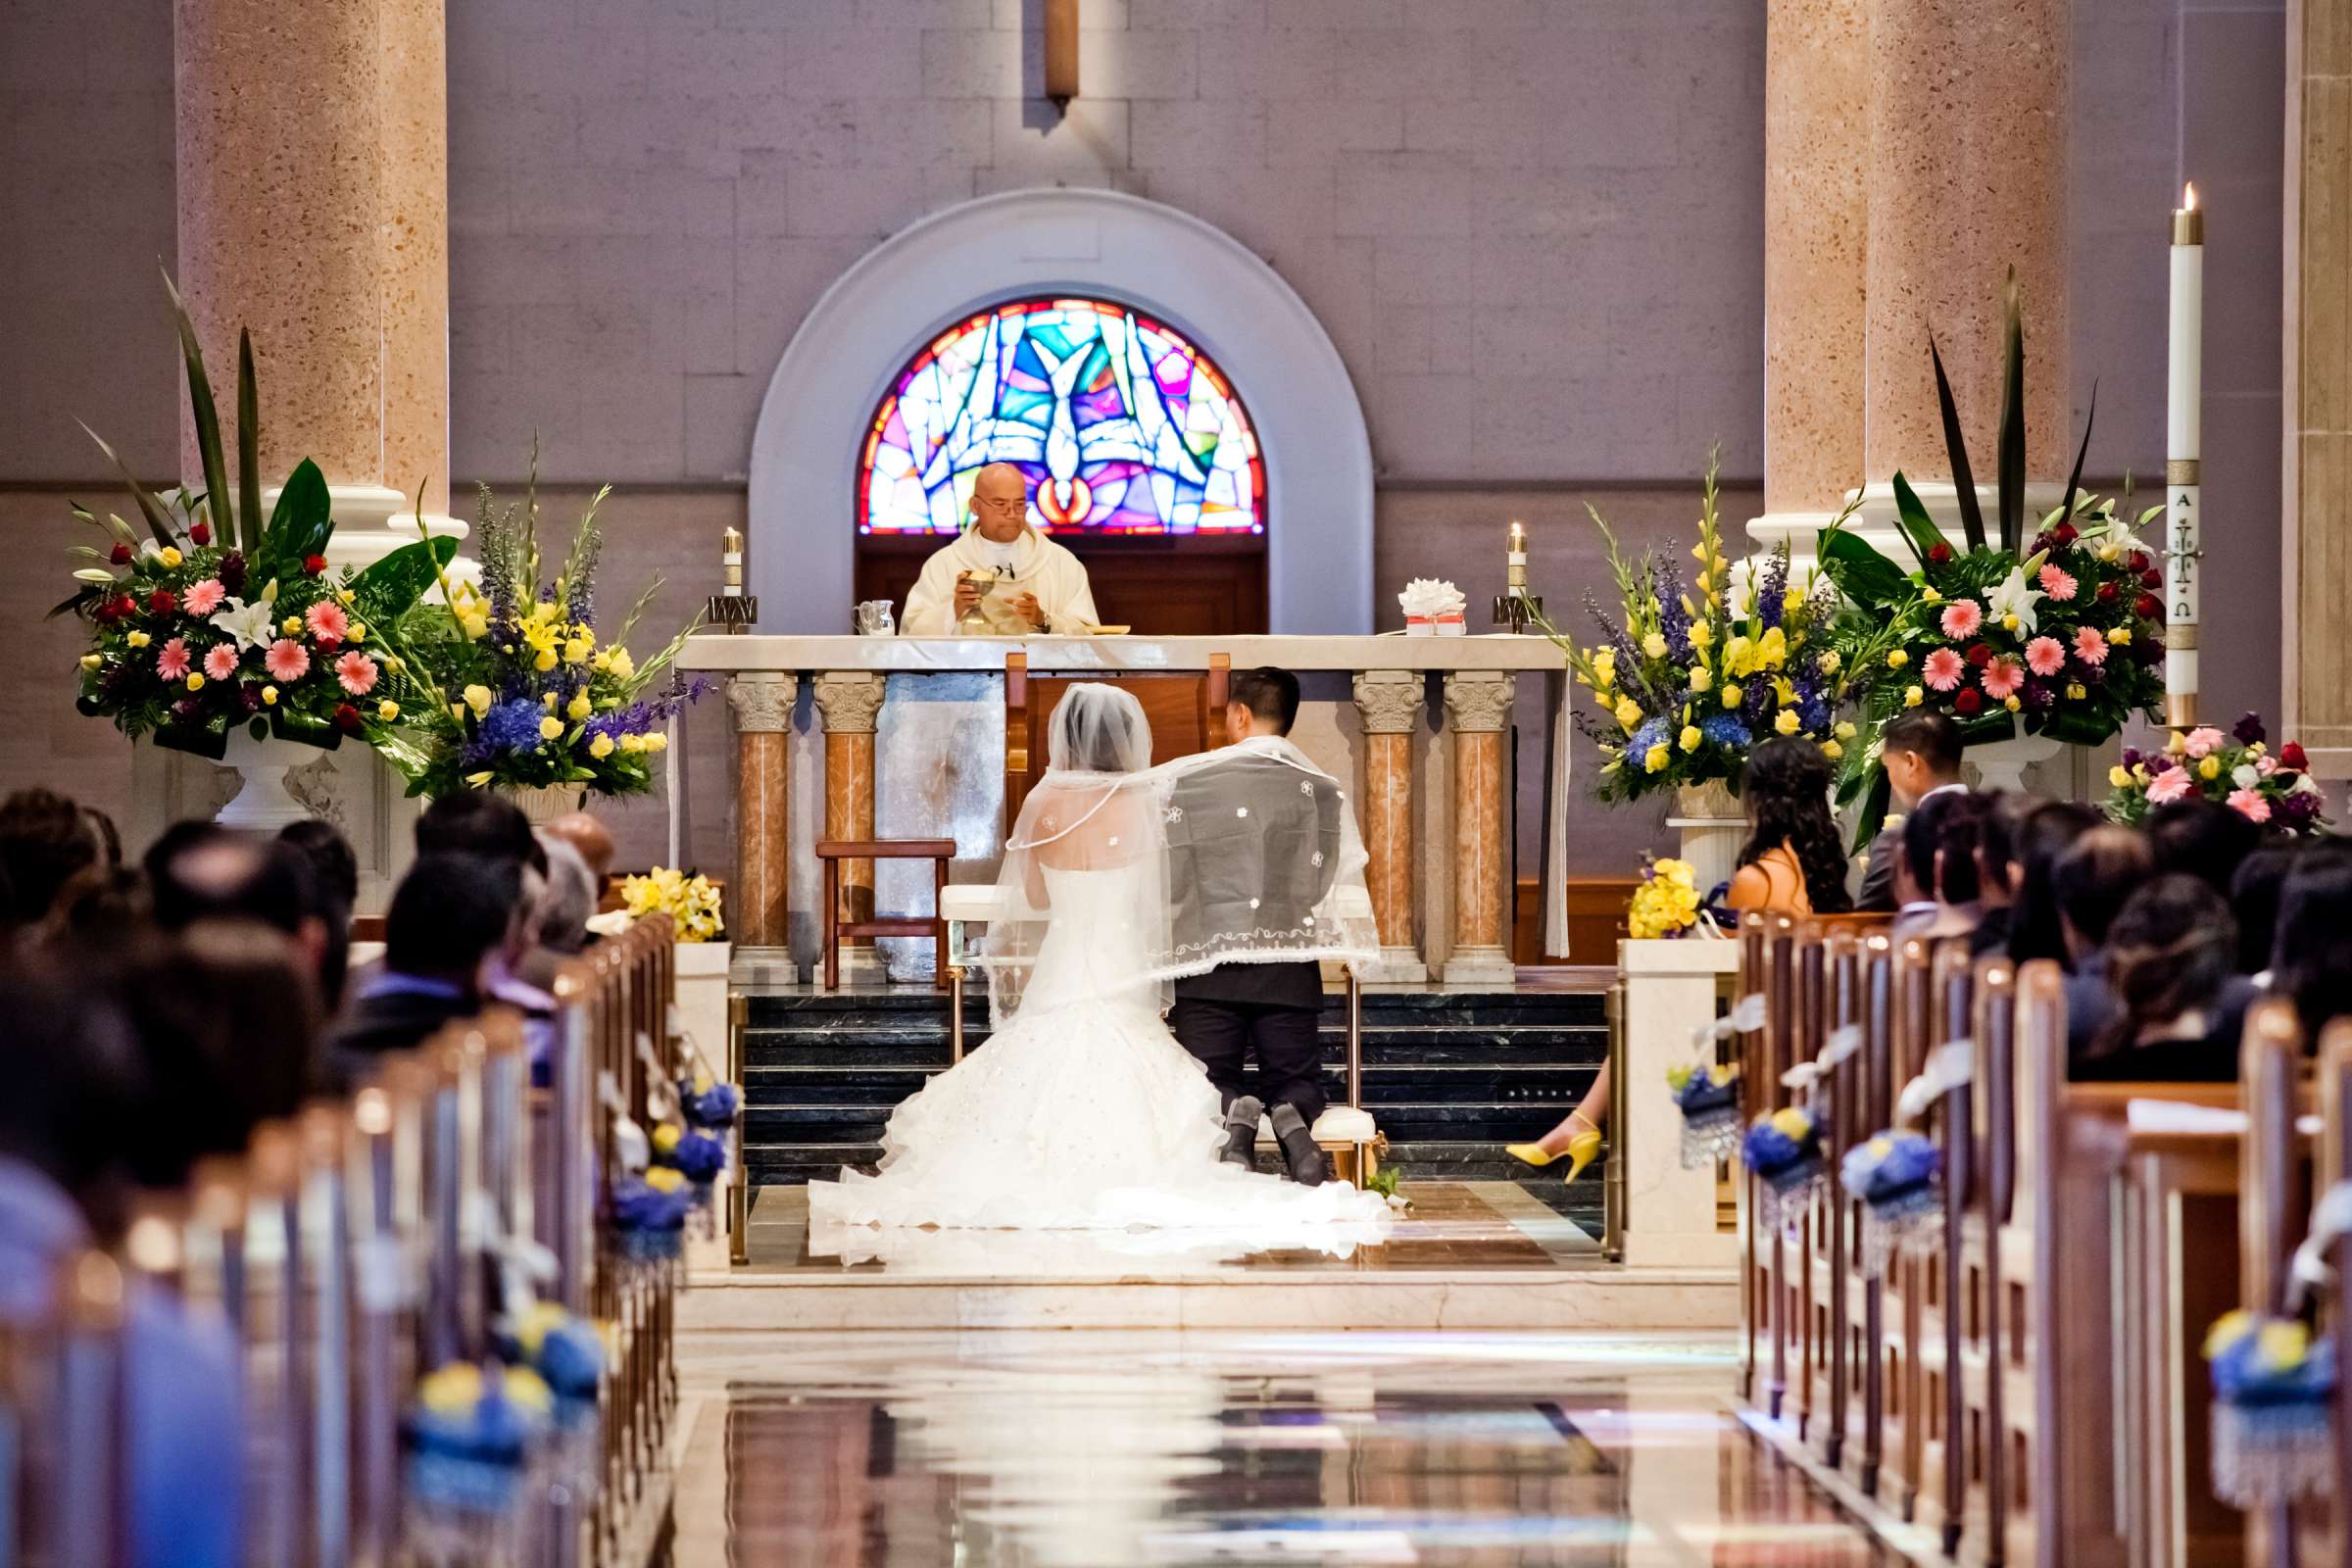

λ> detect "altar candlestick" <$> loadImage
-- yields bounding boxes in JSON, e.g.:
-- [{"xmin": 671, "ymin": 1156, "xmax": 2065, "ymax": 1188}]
[
  {"xmin": 710, "ymin": 524, "xmax": 758, "ymax": 631},
  {"xmin": 1494, "ymin": 519, "xmax": 1542, "ymax": 631},
  {"xmin": 2166, "ymin": 183, "xmax": 2202, "ymax": 728}
]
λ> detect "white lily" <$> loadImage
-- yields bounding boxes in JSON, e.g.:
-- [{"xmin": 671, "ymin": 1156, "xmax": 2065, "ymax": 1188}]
[
  {"xmin": 210, "ymin": 595, "xmax": 275, "ymax": 652},
  {"xmin": 1985, "ymin": 565, "xmax": 2041, "ymax": 636},
  {"xmin": 72, "ymin": 567, "xmax": 118, "ymax": 584},
  {"xmin": 2092, "ymin": 511, "xmax": 2149, "ymax": 560}
]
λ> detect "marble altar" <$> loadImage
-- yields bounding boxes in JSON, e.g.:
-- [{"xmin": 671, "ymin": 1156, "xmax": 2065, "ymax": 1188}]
[{"xmin": 678, "ymin": 633, "xmax": 1573, "ymax": 990}]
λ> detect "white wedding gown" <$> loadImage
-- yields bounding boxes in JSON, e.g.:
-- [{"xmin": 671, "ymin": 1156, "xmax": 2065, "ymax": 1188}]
[{"xmin": 806, "ymin": 863, "xmax": 1394, "ymax": 1234}]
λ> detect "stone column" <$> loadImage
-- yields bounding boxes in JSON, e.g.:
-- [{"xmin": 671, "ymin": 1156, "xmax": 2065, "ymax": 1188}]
[
  {"xmin": 1350, "ymin": 671, "xmax": 1426, "ymax": 983},
  {"xmin": 1748, "ymin": 0, "xmax": 1869, "ymax": 563},
  {"xmin": 174, "ymin": 0, "xmax": 457, "ymax": 539},
  {"xmin": 1861, "ymin": 0, "xmax": 2070, "ymax": 516},
  {"xmin": 1441, "ymin": 672, "xmax": 1516, "ymax": 988},
  {"xmin": 2283, "ymin": 4, "xmax": 2352, "ymax": 776},
  {"xmin": 812, "ymin": 672, "xmax": 887, "ymax": 979},
  {"xmin": 725, "ymin": 673, "xmax": 797, "ymax": 972}
]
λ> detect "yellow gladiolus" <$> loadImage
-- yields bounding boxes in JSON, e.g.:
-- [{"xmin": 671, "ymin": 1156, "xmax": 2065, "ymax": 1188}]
[
  {"xmin": 1688, "ymin": 665, "xmax": 1710, "ymax": 693},
  {"xmin": 607, "ymin": 648, "xmax": 634, "ymax": 680},
  {"xmin": 2067, "ymin": 682, "xmax": 2088, "ymax": 701},
  {"xmin": 1816, "ymin": 650, "xmax": 1841, "ymax": 676},
  {"xmin": 348, "ymin": 620, "xmax": 368, "ymax": 641},
  {"xmin": 564, "ymin": 637, "xmax": 592, "ymax": 663}
]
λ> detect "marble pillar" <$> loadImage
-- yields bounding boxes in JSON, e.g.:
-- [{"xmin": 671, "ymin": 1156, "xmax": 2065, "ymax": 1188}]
[
  {"xmin": 726, "ymin": 673, "xmax": 797, "ymax": 973},
  {"xmin": 813, "ymin": 672, "xmax": 886, "ymax": 978},
  {"xmin": 1441, "ymin": 672, "xmax": 1515, "ymax": 988},
  {"xmin": 377, "ymin": 0, "xmax": 452, "ymax": 520},
  {"xmin": 1862, "ymin": 0, "xmax": 2070, "ymax": 506},
  {"xmin": 1350, "ymin": 671, "xmax": 1426, "ymax": 983},
  {"xmin": 2283, "ymin": 3, "xmax": 2352, "ymax": 776},
  {"xmin": 1751, "ymin": 0, "xmax": 1869, "ymax": 557}
]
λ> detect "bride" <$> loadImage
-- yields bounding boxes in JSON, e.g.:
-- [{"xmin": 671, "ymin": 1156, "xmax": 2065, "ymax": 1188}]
[{"xmin": 808, "ymin": 683, "xmax": 1393, "ymax": 1234}]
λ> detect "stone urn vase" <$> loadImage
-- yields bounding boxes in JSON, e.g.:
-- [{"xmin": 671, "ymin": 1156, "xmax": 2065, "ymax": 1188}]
[
  {"xmin": 1666, "ymin": 778, "xmax": 1745, "ymax": 898},
  {"xmin": 503, "ymin": 783, "xmax": 585, "ymax": 828},
  {"xmin": 215, "ymin": 730, "xmax": 323, "ymax": 831}
]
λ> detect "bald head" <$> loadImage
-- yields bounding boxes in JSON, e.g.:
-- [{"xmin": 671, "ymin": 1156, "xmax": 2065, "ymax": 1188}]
[
  {"xmin": 543, "ymin": 811, "xmax": 615, "ymax": 881},
  {"xmin": 969, "ymin": 464, "xmax": 1030, "ymax": 544}
]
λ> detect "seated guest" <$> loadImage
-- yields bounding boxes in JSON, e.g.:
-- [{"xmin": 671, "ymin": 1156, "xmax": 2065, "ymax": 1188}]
[
  {"xmin": 1968, "ymin": 795, "xmax": 2019, "ymax": 956},
  {"xmin": 1857, "ymin": 711, "xmax": 1965, "ymax": 910},
  {"xmin": 327, "ymin": 853, "xmax": 523, "ymax": 1067},
  {"xmin": 416, "ymin": 790, "xmax": 544, "ymax": 873},
  {"xmin": 2146, "ymin": 797, "xmax": 2260, "ymax": 898},
  {"xmin": 2230, "ymin": 844, "xmax": 2303, "ymax": 980},
  {"xmin": 0, "ymin": 786, "xmax": 106, "ymax": 931},
  {"xmin": 2005, "ymin": 801, "xmax": 2101, "ymax": 968},
  {"xmin": 2055, "ymin": 826, "xmax": 2157, "ymax": 1056},
  {"xmin": 146, "ymin": 827, "xmax": 349, "ymax": 1009},
  {"xmin": 0, "ymin": 952, "xmax": 241, "ymax": 1568},
  {"xmin": 1723, "ymin": 737, "xmax": 1856, "ymax": 916},
  {"xmin": 901, "ymin": 463, "xmax": 1102, "ymax": 635},
  {"xmin": 2074, "ymin": 876, "xmax": 2242, "ymax": 1081},
  {"xmin": 278, "ymin": 816, "xmax": 359, "ymax": 907},
  {"xmin": 1908, "ymin": 789, "xmax": 1992, "ymax": 944},
  {"xmin": 2273, "ymin": 853, "xmax": 2352, "ymax": 1046},
  {"xmin": 544, "ymin": 809, "xmax": 617, "ymax": 886}
]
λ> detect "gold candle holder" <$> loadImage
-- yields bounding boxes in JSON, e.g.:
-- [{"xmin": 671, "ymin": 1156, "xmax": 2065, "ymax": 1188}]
[{"xmin": 707, "ymin": 525, "xmax": 757, "ymax": 631}]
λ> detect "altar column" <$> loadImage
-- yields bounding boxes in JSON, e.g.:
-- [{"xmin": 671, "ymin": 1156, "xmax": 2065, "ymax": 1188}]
[
  {"xmin": 1862, "ymin": 0, "xmax": 2071, "ymax": 500},
  {"xmin": 725, "ymin": 673, "xmax": 797, "ymax": 972},
  {"xmin": 813, "ymin": 672, "xmax": 887, "ymax": 978},
  {"xmin": 1351, "ymin": 671, "xmax": 1427, "ymax": 983},
  {"xmin": 1442, "ymin": 672, "xmax": 1516, "ymax": 987}
]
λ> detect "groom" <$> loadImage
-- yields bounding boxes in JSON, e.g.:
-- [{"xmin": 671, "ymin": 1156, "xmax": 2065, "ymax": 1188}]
[{"xmin": 1165, "ymin": 667, "xmax": 1343, "ymax": 1186}]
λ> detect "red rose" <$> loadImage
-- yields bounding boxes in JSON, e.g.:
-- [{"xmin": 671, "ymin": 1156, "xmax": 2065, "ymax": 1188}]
[
  {"xmin": 2140, "ymin": 569, "xmax": 2162, "ymax": 589},
  {"xmin": 113, "ymin": 595, "xmax": 137, "ymax": 620},
  {"xmin": 2134, "ymin": 592, "xmax": 2161, "ymax": 619},
  {"xmin": 1928, "ymin": 542, "xmax": 1953, "ymax": 566},
  {"xmin": 2127, "ymin": 551, "xmax": 2151, "ymax": 574},
  {"xmin": 304, "ymin": 554, "xmax": 327, "ymax": 576},
  {"xmin": 109, "ymin": 543, "xmax": 132, "ymax": 565},
  {"xmin": 189, "ymin": 520, "xmax": 211, "ymax": 547},
  {"xmin": 1954, "ymin": 688, "xmax": 1983, "ymax": 715},
  {"xmin": 2096, "ymin": 581, "xmax": 2119, "ymax": 605},
  {"xmin": 2050, "ymin": 521, "xmax": 2078, "ymax": 547},
  {"xmin": 1965, "ymin": 642, "xmax": 1992, "ymax": 666},
  {"xmin": 2282, "ymin": 742, "xmax": 2310, "ymax": 770},
  {"xmin": 334, "ymin": 703, "xmax": 363, "ymax": 733},
  {"xmin": 147, "ymin": 590, "xmax": 177, "ymax": 616}
]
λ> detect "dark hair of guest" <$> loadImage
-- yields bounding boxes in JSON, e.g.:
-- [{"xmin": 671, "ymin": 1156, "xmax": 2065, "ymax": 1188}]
[
  {"xmin": 1229, "ymin": 666, "xmax": 1302, "ymax": 735},
  {"xmin": 279, "ymin": 817, "xmax": 360, "ymax": 908},
  {"xmin": 1736, "ymin": 737, "xmax": 1852, "ymax": 914},
  {"xmin": 386, "ymin": 853, "xmax": 523, "ymax": 986},
  {"xmin": 2054, "ymin": 825, "xmax": 2156, "ymax": 953},
  {"xmin": 1902, "ymin": 789, "xmax": 1990, "ymax": 906},
  {"xmin": 0, "ymin": 787, "xmax": 106, "ymax": 927},
  {"xmin": 2145, "ymin": 798, "xmax": 2261, "ymax": 897},
  {"xmin": 2092, "ymin": 874, "xmax": 2237, "ymax": 1061},
  {"xmin": 2005, "ymin": 801, "xmax": 2101, "ymax": 966},
  {"xmin": 1881, "ymin": 710, "xmax": 1964, "ymax": 776},
  {"xmin": 2274, "ymin": 855, "xmax": 2352, "ymax": 1045},
  {"xmin": 2230, "ymin": 844, "xmax": 2304, "ymax": 975},
  {"xmin": 416, "ymin": 791, "xmax": 547, "ymax": 874}
]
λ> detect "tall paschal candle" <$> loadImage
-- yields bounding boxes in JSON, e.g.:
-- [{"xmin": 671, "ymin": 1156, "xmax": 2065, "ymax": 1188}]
[{"xmin": 2166, "ymin": 183, "xmax": 2202, "ymax": 729}]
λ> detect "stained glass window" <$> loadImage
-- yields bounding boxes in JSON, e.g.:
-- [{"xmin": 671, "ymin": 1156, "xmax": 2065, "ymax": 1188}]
[{"xmin": 858, "ymin": 297, "xmax": 1266, "ymax": 537}]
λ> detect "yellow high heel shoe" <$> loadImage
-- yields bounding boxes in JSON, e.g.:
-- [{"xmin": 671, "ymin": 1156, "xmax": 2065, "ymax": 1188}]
[
  {"xmin": 1506, "ymin": 1113, "xmax": 1604, "ymax": 1183},
  {"xmin": 1559, "ymin": 1122, "xmax": 1604, "ymax": 1186},
  {"xmin": 1504, "ymin": 1142, "xmax": 1557, "ymax": 1169}
]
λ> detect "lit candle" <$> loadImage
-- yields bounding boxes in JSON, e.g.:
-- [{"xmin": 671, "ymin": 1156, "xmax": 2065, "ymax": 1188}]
[
  {"xmin": 2165, "ymin": 183, "xmax": 2202, "ymax": 729},
  {"xmin": 720, "ymin": 525, "xmax": 744, "ymax": 598},
  {"xmin": 1506, "ymin": 520, "xmax": 1529, "ymax": 594}
]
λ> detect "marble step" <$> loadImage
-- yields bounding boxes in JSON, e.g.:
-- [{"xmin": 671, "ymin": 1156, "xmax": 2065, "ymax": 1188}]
[
  {"xmin": 745, "ymin": 1098, "xmax": 1592, "ymax": 1148},
  {"xmin": 746, "ymin": 1027, "xmax": 1607, "ymax": 1070},
  {"xmin": 745, "ymin": 1062, "xmax": 1599, "ymax": 1103},
  {"xmin": 746, "ymin": 989, "xmax": 1605, "ymax": 1029}
]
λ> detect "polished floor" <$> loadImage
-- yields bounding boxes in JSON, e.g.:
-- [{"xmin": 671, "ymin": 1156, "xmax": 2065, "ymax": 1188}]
[{"xmin": 665, "ymin": 1331, "xmax": 1893, "ymax": 1566}]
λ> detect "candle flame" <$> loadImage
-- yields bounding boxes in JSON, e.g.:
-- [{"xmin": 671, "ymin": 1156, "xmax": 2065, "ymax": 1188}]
[{"xmin": 2183, "ymin": 181, "xmax": 2197, "ymax": 212}]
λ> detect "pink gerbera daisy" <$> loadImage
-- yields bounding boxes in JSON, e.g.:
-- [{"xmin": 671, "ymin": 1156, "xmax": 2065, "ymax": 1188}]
[
  {"xmin": 1981, "ymin": 657, "xmax": 2025, "ymax": 701},
  {"xmin": 155, "ymin": 638, "xmax": 191, "ymax": 680},
  {"xmin": 2228, "ymin": 788, "xmax": 2273, "ymax": 824},
  {"xmin": 181, "ymin": 578, "xmax": 225, "ymax": 616},
  {"xmin": 2025, "ymin": 635, "xmax": 2067, "ymax": 676},
  {"xmin": 203, "ymin": 645, "xmax": 239, "ymax": 681},
  {"xmin": 1923, "ymin": 647, "xmax": 1967, "ymax": 692},
  {"xmin": 2037, "ymin": 564, "xmax": 2078, "ymax": 602},
  {"xmin": 2073, "ymin": 626, "xmax": 2108, "ymax": 666},
  {"xmin": 1938, "ymin": 599, "xmax": 1984, "ymax": 639},
  {"xmin": 2183, "ymin": 726, "xmax": 2225, "ymax": 759},
  {"xmin": 264, "ymin": 639, "xmax": 311, "ymax": 682},
  {"xmin": 334, "ymin": 650, "xmax": 379, "ymax": 696},
  {"xmin": 2146, "ymin": 769, "xmax": 2194, "ymax": 805},
  {"xmin": 305, "ymin": 600, "xmax": 350, "ymax": 645}
]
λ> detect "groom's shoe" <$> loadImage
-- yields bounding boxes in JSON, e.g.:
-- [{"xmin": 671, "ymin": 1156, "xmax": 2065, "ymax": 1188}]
[
  {"xmin": 1219, "ymin": 1097, "xmax": 1263, "ymax": 1170},
  {"xmin": 1269, "ymin": 1102, "xmax": 1327, "ymax": 1187}
]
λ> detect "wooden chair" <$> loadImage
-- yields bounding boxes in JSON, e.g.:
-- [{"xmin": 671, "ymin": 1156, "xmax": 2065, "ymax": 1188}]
[{"xmin": 814, "ymin": 838, "xmax": 955, "ymax": 992}]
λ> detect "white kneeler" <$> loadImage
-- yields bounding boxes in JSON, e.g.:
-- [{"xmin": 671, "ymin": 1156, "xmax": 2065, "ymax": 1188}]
[{"xmin": 938, "ymin": 881, "xmax": 1386, "ymax": 1189}]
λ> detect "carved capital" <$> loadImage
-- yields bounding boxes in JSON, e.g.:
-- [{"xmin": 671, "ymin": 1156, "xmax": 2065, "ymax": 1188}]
[
  {"xmin": 725, "ymin": 672, "xmax": 799, "ymax": 734},
  {"xmin": 1351, "ymin": 670, "xmax": 1423, "ymax": 735},
  {"xmin": 1441, "ymin": 670, "xmax": 1516, "ymax": 733},
  {"xmin": 812, "ymin": 671, "xmax": 887, "ymax": 735}
]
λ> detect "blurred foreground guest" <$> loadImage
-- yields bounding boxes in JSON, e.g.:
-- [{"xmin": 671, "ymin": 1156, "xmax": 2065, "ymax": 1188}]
[
  {"xmin": 0, "ymin": 954, "xmax": 240, "ymax": 1568},
  {"xmin": 2074, "ymin": 876, "xmax": 2242, "ymax": 1081},
  {"xmin": 416, "ymin": 791, "xmax": 543, "ymax": 872},
  {"xmin": 277, "ymin": 816, "xmax": 359, "ymax": 907},
  {"xmin": 1969, "ymin": 798, "xmax": 2018, "ymax": 957},
  {"xmin": 544, "ymin": 809, "xmax": 616, "ymax": 884},
  {"xmin": 2146, "ymin": 798, "xmax": 2261, "ymax": 898},
  {"xmin": 2274, "ymin": 852, "xmax": 2352, "ymax": 1045},
  {"xmin": 2230, "ymin": 844, "xmax": 2304, "ymax": 979},
  {"xmin": 146, "ymin": 827, "xmax": 348, "ymax": 1009},
  {"xmin": 2005, "ymin": 801, "xmax": 2101, "ymax": 968},
  {"xmin": 1858, "ymin": 712, "xmax": 1965, "ymax": 911},
  {"xmin": 2056, "ymin": 827, "xmax": 2157, "ymax": 1056},
  {"xmin": 0, "ymin": 787, "xmax": 106, "ymax": 930},
  {"xmin": 327, "ymin": 853, "xmax": 523, "ymax": 1068},
  {"xmin": 517, "ymin": 834, "xmax": 600, "ymax": 989}
]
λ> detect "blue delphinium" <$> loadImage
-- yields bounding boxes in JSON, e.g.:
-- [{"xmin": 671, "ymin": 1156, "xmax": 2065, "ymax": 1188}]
[
  {"xmin": 1756, "ymin": 548, "xmax": 1789, "ymax": 629},
  {"xmin": 1698, "ymin": 713, "xmax": 1751, "ymax": 750}
]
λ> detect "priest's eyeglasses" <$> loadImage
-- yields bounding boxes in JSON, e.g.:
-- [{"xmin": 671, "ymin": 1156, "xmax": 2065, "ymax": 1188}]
[{"xmin": 973, "ymin": 495, "xmax": 1027, "ymax": 515}]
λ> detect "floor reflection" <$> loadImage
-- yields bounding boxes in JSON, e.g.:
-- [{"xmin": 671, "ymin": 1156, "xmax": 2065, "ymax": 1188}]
[{"xmin": 670, "ymin": 1332, "xmax": 1889, "ymax": 1567}]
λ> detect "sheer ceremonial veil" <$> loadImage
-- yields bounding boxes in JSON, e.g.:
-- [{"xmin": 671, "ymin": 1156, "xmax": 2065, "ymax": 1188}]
[{"xmin": 984, "ymin": 683, "xmax": 1380, "ymax": 1027}]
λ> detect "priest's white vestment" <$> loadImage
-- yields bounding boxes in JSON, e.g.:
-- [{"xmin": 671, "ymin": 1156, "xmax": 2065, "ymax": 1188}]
[{"xmin": 900, "ymin": 527, "xmax": 1102, "ymax": 636}]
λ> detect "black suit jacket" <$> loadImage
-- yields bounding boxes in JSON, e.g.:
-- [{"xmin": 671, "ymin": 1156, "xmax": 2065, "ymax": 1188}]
[
  {"xmin": 1165, "ymin": 748, "xmax": 1342, "ymax": 1012},
  {"xmin": 324, "ymin": 983, "xmax": 478, "ymax": 1088}
]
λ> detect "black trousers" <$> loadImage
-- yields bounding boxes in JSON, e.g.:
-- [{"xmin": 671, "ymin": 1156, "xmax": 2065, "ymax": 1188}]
[{"xmin": 1167, "ymin": 997, "xmax": 1327, "ymax": 1125}]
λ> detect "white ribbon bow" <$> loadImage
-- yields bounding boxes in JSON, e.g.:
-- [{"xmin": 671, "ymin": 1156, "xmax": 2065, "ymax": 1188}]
[
  {"xmin": 1784, "ymin": 1024, "xmax": 1864, "ymax": 1093},
  {"xmin": 1897, "ymin": 1038, "xmax": 1975, "ymax": 1125},
  {"xmin": 2287, "ymin": 1180, "xmax": 2352, "ymax": 1312}
]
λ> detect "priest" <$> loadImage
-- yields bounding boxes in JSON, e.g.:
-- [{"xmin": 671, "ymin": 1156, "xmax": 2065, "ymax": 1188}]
[{"xmin": 900, "ymin": 463, "xmax": 1102, "ymax": 635}]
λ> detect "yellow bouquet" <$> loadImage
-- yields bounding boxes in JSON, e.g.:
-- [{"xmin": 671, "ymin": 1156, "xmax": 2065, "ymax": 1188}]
[
  {"xmin": 619, "ymin": 866, "xmax": 724, "ymax": 943},
  {"xmin": 1627, "ymin": 856, "xmax": 1706, "ymax": 940}
]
